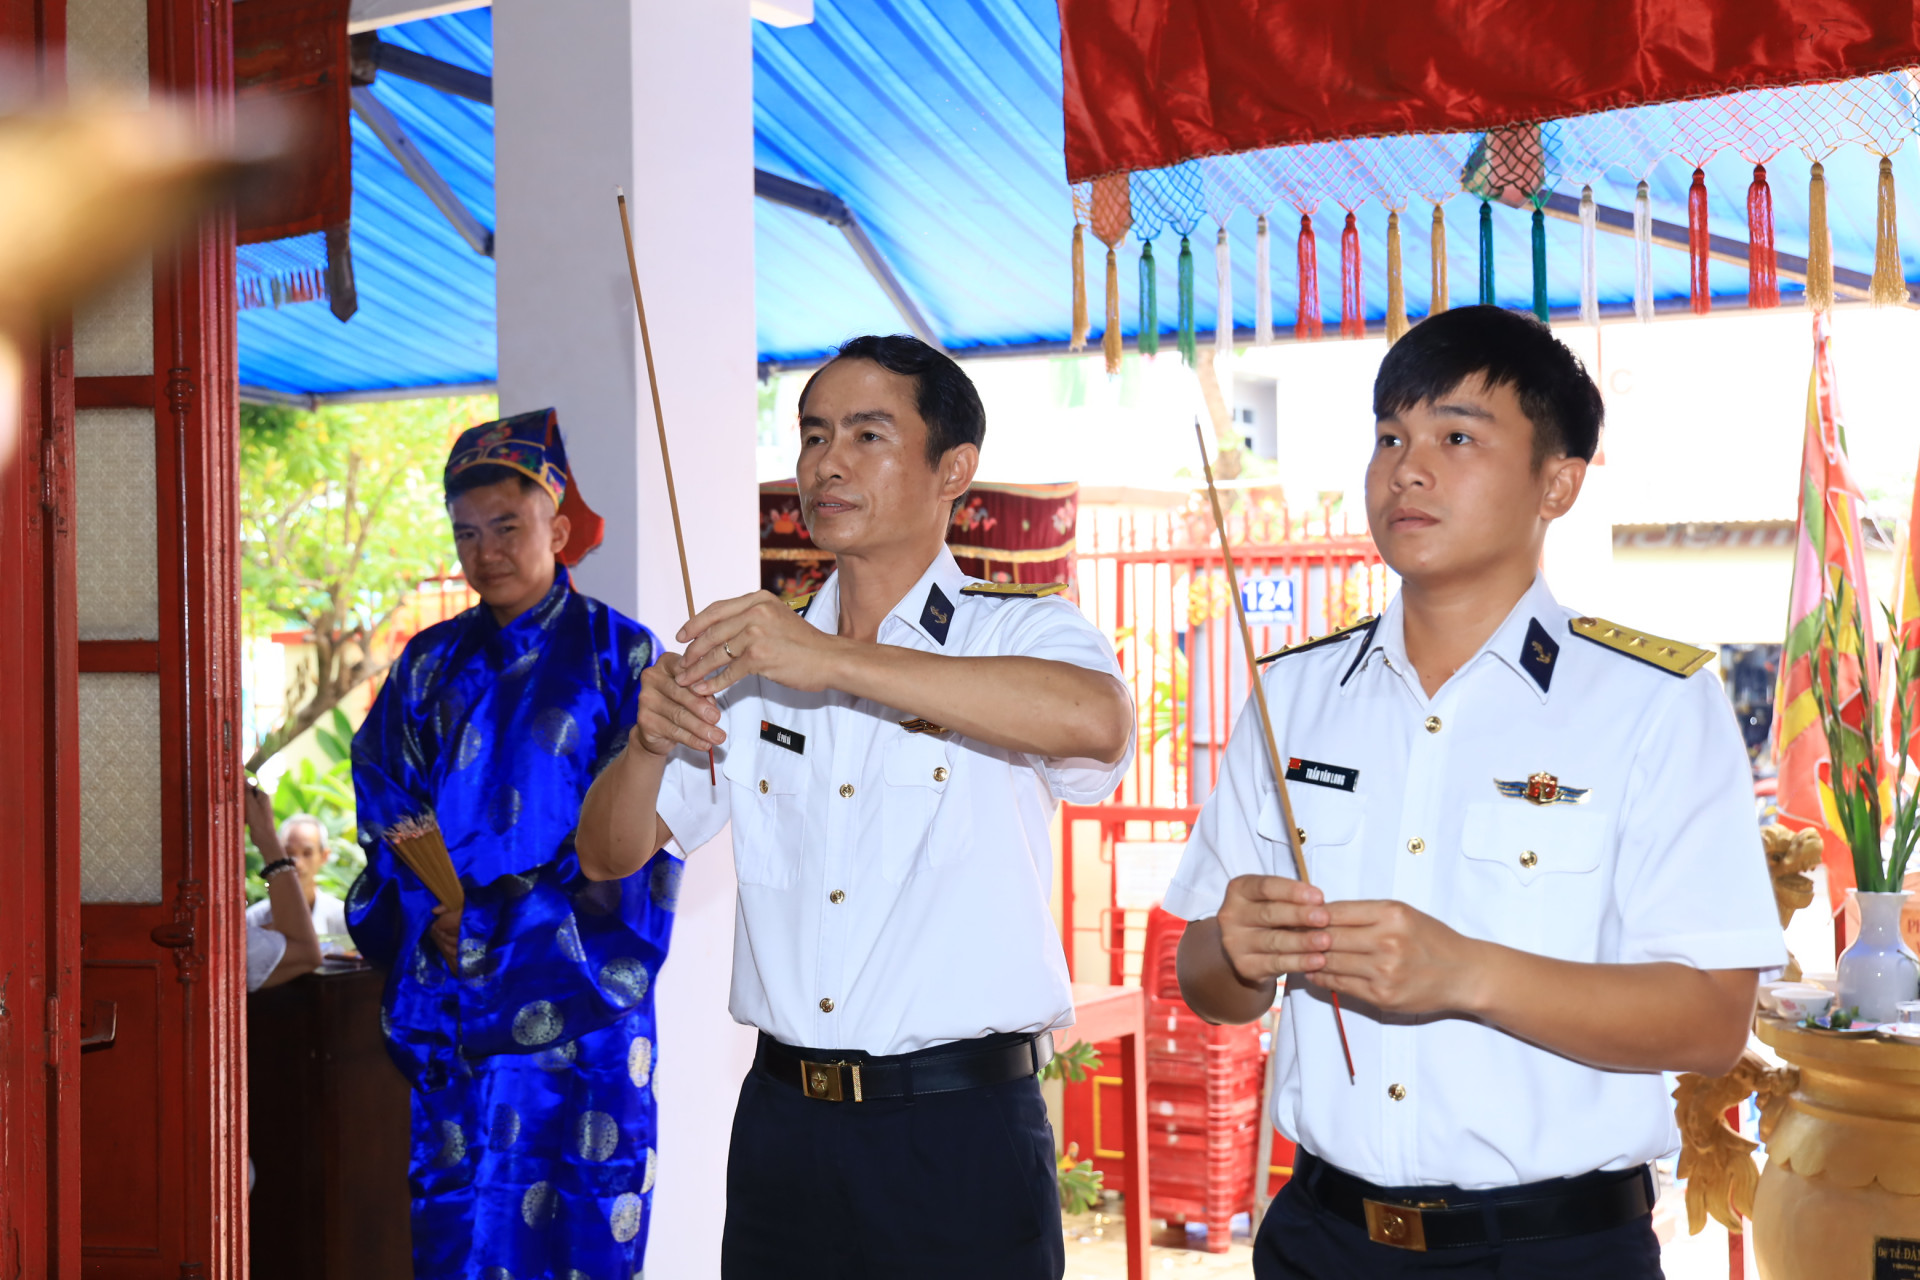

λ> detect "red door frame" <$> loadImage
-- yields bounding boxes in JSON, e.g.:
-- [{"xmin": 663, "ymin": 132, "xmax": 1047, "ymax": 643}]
[{"xmin": 0, "ymin": 1, "xmax": 243, "ymax": 1276}]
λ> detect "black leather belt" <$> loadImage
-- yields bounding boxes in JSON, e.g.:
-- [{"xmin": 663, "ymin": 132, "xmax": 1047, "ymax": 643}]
[
  {"xmin": 755, "ymin": 1030, "xmax": 1053, "ymax": 1102},
  {"xmin": 1296, "ymin": 1149, "xmax": 1655, "ymax": 1252}
]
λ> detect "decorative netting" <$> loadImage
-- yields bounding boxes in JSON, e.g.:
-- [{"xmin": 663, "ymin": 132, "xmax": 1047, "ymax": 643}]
[{"xmin": 1063, "ymin": 65, "xmax": 1920, "ymax": 365}]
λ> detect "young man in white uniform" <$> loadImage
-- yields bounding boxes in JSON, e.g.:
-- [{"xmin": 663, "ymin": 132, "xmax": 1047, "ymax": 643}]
[
  {"xmin": 1168, "ymin": 306, "xmax": 1783, "ymax": 1277},
  {"xmin": 576, "ymin": 334, "xmax": 1136, "ymax": 1279}
]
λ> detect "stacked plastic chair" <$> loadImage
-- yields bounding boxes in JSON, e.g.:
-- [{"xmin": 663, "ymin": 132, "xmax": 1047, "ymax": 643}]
[{"xmin": 1141, "ymin": 906, "xmax": 1268, "ymax": 1252}]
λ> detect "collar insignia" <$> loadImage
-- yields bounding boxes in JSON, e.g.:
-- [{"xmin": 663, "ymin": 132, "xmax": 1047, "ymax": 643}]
[
  {"xmin": 1496, "ymin": 772, "xmax": 1589, "ymax": 806},
  {"xmin": 920, "ymin": 583, "xmax": 954, "ymax": 646},
  {"xmin": 1520, "ymin": 618, "xmax": 1558, "ymax": 692},
  {"xmin": 899, "ymin": 718, "xmax": 948, "ymax": 735}
]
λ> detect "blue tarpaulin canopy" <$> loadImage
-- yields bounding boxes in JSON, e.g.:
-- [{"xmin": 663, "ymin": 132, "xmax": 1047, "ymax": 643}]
[{"xmin": 235, "ymin": 1, "xmax": 1920, "ymax": 398}]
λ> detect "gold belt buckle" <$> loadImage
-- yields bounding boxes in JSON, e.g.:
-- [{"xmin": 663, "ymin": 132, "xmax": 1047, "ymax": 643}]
[
  {"xmin": 1362, "ymin": 1198, "xmax": 1443, "ymax": 1251},
  {"xmin": 799, "ymin": 1059, "xmax": 863, "ymax": 1102}
]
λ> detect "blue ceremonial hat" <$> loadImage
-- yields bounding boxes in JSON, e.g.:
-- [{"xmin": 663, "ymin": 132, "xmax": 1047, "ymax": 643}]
[{"xmin": 444, "ymin": 408, "xmax": 605, "ymax": 564}]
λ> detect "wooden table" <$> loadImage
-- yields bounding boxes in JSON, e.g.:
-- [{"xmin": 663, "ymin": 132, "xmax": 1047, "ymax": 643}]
[
  {"xmin": 1060, "ymin": 983, "xmax": 1149, "ymax": 1280},
  {"xmin": 249, "ymin": 963, "xmax": 413, "ymax": 1280}
]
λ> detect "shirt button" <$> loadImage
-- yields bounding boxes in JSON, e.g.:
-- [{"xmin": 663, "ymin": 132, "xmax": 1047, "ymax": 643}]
[
  {"xmin": 819, "ymin": 997, "xmax": 835, "ymax": 1013},
  {"xmin": 1388, "ymin": 1083, "xmax": 1407, "ymax": 1102},
  {"xmin": 1520, "ymin": 850, "xmax": 1539, "ymax": 869},
  {"xmin": 1406, "ymin": 837, "xmax": 1426, "ymax": 855},
  {"xmin": 839, "ymin": 783, "xmax": 855, "ymax": 799},
  {"xmin": 933, "ymin": 766, "xmax": 949, "ymax": 783},
  {"xmin": 1424, "ymin": 715, "xmax": 1442, "ymax": 734},
  {"xmin": 829, "ymin": 889, "xmax": 846, "ymax": 904},
  {"xmin": 758, "ymin": 779, "xmax": 769, "ymax": 795}
]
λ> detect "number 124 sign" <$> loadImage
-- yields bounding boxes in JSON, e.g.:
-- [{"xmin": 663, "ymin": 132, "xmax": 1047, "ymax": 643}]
[{"xmin": 1240, "ymin": 575, "xmax": 1297, "ymax": 626}]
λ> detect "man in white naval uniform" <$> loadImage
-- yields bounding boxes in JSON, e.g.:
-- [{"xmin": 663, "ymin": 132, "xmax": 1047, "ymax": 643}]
[
  {"xmin": 1169, "ymin": 306, "xmax": 1783, "ymax": 1278},
  {"xmin": 575, "ymin": 334, "xmax": 1136, "ymax": 1280}
]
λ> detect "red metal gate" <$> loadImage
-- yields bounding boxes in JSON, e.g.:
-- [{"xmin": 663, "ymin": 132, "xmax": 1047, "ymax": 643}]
[{"xmin": 1061, "ymin": 498, "xmax": 1388, "ymax": 986}]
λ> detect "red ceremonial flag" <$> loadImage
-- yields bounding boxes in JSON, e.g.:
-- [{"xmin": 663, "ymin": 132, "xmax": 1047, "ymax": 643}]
[{"xmin": 1774, "ymin": 313, "xmax": 1881, "ymax": 908}]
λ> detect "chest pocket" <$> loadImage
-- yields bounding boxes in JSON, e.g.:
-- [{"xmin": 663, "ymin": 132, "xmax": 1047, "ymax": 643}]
[
  {"xmin": 1255, "ymin": 785, "xmax": 1365, "ymax": 902},
  {"xmin": 879, "ymin": 733, "xmax": 963, "ymax": 883},
  {"xmin": 722, "ymin": 738, "xmax": 807, "ymax": 889},
  {"xmin": 1458, "ymin": 802, "xmax": 1610, "ymax": 960}
]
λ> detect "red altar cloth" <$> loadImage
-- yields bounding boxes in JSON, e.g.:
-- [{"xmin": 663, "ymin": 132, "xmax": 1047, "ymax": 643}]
[{"xmin": 1059, "ymin": 0, "xmax": 1920, "ymax": 182}]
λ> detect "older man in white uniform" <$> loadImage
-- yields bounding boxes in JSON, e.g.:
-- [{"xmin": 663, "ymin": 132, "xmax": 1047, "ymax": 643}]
[
  {"xmin": 1169, "ymin": 306, "xmax": 1783, "ymax": 1278},
  {"xmin": 576, "ymin": 334, "xmax": 1136, "ymax": 1280}
]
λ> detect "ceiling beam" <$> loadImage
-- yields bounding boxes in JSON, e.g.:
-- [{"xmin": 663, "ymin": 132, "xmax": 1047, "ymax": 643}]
[
  {"xmin": 351, "ymin": 32, "xmax": 491, "ymax": 105},
  {"xmin": 350, "ymin": 85, "xmax": 496, "ymax": 256}
]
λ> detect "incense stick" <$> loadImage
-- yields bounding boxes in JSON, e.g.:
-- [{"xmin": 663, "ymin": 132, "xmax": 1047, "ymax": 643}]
[
  {"xmin": 384, "ymin": 813, "xmax": 464, "ymax": 911},
  {"xmin": 615, "ymin": 186, "xmax": 714, "ymax": 784},
  {"xmin": 1192, "ymin": 418, "xmax": 1356, "ymax": 1084}
]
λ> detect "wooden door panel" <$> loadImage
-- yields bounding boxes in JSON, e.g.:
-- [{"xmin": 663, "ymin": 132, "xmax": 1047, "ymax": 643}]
[{"xmin": 79, "ymin": 959, "xmax": 167, "ymax": 1255}]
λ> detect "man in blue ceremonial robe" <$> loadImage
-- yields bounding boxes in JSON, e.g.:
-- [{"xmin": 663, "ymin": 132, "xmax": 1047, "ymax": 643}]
[{"xmin": 348, "ymin": 409, "xmax": 678, "ymax": 1280}]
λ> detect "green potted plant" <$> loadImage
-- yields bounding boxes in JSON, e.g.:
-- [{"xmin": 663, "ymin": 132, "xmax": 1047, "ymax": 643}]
[{"xmin": 1809, "ymin": 595, "xmax": 1920, "ymax": 1022}]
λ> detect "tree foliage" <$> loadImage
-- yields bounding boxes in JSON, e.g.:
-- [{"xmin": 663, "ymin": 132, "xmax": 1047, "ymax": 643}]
[{"xmin": 240, "ymin": 395, "xmax": 495, "ymax": 770}]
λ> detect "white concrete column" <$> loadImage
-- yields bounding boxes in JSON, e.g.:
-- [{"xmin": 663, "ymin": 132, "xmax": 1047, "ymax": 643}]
[{"xmin": 495, "ymin": 2, "xmax": 759, "ymax": 1273}]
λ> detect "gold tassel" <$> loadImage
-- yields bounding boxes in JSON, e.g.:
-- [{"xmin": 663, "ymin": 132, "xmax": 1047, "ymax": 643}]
[
  {"xmin": 1807, "ymin": 161, "xmax": 1834, "ymax": 313},
  {"xmin": 1070, "ymin": 223, "xmax": 1089, "ymax": 350},
  {"xmin": 1430, "ymin": 203, "xmax": 1449, "ymax": 313},
  {"xmin": 1385, "ymin": 210, "xmax": 1409, "ymax": 343},
  {"xmin": 1103, "ymin": 246, "xmax": 1121, "ymax": 372},
  {"xmin": 1872, "ymin": 155, "xmax": 1906, "ymax": 306}
]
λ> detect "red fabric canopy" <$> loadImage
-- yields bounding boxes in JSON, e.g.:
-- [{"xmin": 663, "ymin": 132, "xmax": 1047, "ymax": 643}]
[{"xmin": 1059, "ymin": 0, "xmax": 1920, "ymax": 183}]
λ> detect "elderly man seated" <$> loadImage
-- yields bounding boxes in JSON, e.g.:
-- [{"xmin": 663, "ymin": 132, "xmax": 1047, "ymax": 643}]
[{"xmin": 244, "ymin": 808, "xmax": 351, "ymax": 955}]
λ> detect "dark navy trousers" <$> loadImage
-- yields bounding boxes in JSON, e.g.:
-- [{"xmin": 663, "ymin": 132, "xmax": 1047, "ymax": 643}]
[
  {"xmin": 1254, "ymin": 1160, "xmax": 1665, "ymax": 1279},
  {"xmin": 720, "ymin": 1065, "xmax": 1065, "ymax": 1279}
]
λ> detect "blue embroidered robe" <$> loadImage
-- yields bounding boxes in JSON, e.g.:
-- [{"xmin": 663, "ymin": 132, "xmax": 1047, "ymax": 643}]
[{"xmin": 348, "ymin": 570, "xmax": 680, "ymax": 1280}]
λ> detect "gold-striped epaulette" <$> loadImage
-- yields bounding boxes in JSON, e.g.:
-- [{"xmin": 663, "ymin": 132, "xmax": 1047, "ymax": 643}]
[
  {"xmin": 786, "ymin": 592, "xmax": 817, "ymax": 614},
  {"xmin": 1569, "ymin": 616, "xmax": 1713, "ymax": 677},
  {"xmin": 958, "ymin": 582, "xmax": 1068, "ymax": 598},
  {"xmin": 1256, "ymin": 616, "xmax": 1376, "ymax": 665}
]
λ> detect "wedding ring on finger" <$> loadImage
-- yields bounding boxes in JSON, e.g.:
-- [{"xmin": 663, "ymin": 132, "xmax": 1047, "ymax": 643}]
[{"xmin": 723, "ymin": 642, "xmax": 734, "ymax": 659}]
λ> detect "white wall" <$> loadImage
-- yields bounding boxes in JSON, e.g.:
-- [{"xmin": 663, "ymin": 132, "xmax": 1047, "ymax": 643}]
[{"xmin": 495, "ymin": 3, "xmax": 759, "ymax": 1273}]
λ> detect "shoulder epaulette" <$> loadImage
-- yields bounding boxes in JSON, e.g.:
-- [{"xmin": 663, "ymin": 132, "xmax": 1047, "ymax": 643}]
[
  {"xmin": 1569, "ymin": 616, "xmax": 1713, "ymax": 677},
  {"xmin": 1256, "ymin": 617, "xmax": 1376, "ymax": 665},
  {"xmin": 959, "ymin": 582, "xmax": 1068, "ymax": 599},
  {"xmin": 786, "ymin": 592, "xmax": 817, "ymax": 615}
]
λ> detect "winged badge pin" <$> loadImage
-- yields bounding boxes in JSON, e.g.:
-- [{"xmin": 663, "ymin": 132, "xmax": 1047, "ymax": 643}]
[{"xmin": 1495, "ymin": 771, "xmax": 1590, "ymax": 806}]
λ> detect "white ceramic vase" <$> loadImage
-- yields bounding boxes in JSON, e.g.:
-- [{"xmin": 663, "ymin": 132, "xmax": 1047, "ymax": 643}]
[{"xmin": 1837, "ymin": 890, "xmax": 1919, "ymax": 1023}]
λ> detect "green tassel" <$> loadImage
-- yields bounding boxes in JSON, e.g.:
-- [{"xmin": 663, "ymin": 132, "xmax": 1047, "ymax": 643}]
[
  {"xmin": 1177, "ymin": 235, "xmax": 1196, "ymax": 366},
  {"xmin": 1138, "ymin": 242, "xmax": 1159, "ymax": 355},
  {"xmin": 1478, "ymin": 200, "xmax": 1495, "ymax": 306},
  {"xmin": 1531, "ymin": 207, "xmax": 1549, "ymax": 322}
]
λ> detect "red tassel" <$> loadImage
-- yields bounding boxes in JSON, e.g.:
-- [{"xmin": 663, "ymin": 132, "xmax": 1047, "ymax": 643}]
[
  {"xmin": 1688, "ymin": 167, "xmax": 1711, "ymax": 315},
  {"xmin": 1747, "ymin": 163, "xmax": 1778, "ymax": 309},
  {"xmin": 1340, "ymin": 211, "xmax": 1364, "ymax": 338},
  {"xmin": 1295, "ymin": 214, "xmax": 1322, "ymax": 341}
]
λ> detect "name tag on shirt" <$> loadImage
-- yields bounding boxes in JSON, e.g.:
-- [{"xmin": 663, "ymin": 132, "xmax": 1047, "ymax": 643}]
[
  {"xmin": 760, "ymin": 721, "xmax": 805, "ymax": 754},
  {"xmin": 1286, "ymin": 757, "xmax": 1357, "ymax": 792}
]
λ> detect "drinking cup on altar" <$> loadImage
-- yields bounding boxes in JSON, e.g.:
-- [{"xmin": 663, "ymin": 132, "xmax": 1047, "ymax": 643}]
[
  {"xmin": 1898, "ymin": 1000, "xmax": 1920, "ymax": 1028},
  {"xmin": 1773, "ymin": 987, "xmax": 1836, "ymax": 1021}
]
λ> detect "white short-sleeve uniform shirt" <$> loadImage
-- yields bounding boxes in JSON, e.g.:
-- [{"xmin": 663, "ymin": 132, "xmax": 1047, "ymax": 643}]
[
  {"xmin": 1164, "ymin": 574, "xmax": 1784, "ymax": 1190},
  {"xmin": 657, "ymin": 547, "xmax": 1135, "ymax": 1056}
]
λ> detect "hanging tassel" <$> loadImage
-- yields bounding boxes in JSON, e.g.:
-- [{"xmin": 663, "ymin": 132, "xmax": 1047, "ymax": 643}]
[
  {"xmin": 1747, "ymin": 164, "xmax": 1778, "ymax": 309},
  {"xmin": 1295, "ymin": 214, "xmax": 1322, "ymax": 341},
  {"xmin": 1633, "ymin": 180, "xmax": 1653, "ymax": 322},
  {"xmin": 1138, "ymin": 241, "xmax": 1159, "ymax": 356},
  {"xmin": 1340, "ymin": 211, "xmax": 1364, "ymax": 338},
  {"xmin": 1578, "ymin": 185, "xmax": 1599, "ymax": 326},
  {"xmin": 1090, "ymin": 174, "xmax": 1132, "ymax": 373},
  {"xmin": 1070, "ymin": 222, "xmax": 1089, "ymax": 351},
  {"xmin": 1255, "ymin": 214, "xmax": 1273, "ymax": 344},
  {"xmin": 1177, "ymin": 235, "xmax": 1197, "ymax": 366},
  {"xmin": 1477, "ymin": 199, "xmax": 1494, "ymax": 305},
  {"xmin": 1215, "ymin": 226, "xmax": 1234, "ymax": 352},
  {"xmin": 1873, "ymin": 155, "xmax": 1906, "ymax": 306},
  {"xmin": 1530, "ymin": 205, "xmax": 1549, "ymax": 322},
  {"xmin": 1430, "ymin": 203, "xmax": 1449, "ymax": 314},
  {"xmin": 1807, "ymin": 161, "xmax": 1833, "ymax": 313},
  {"xmin": 1385, "ymin": 210, "xmax": 1408, "ymax": 343},
  {"xmin": 1687, "ymin": 167, "xmax": 1710, "ymax": 315}
]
